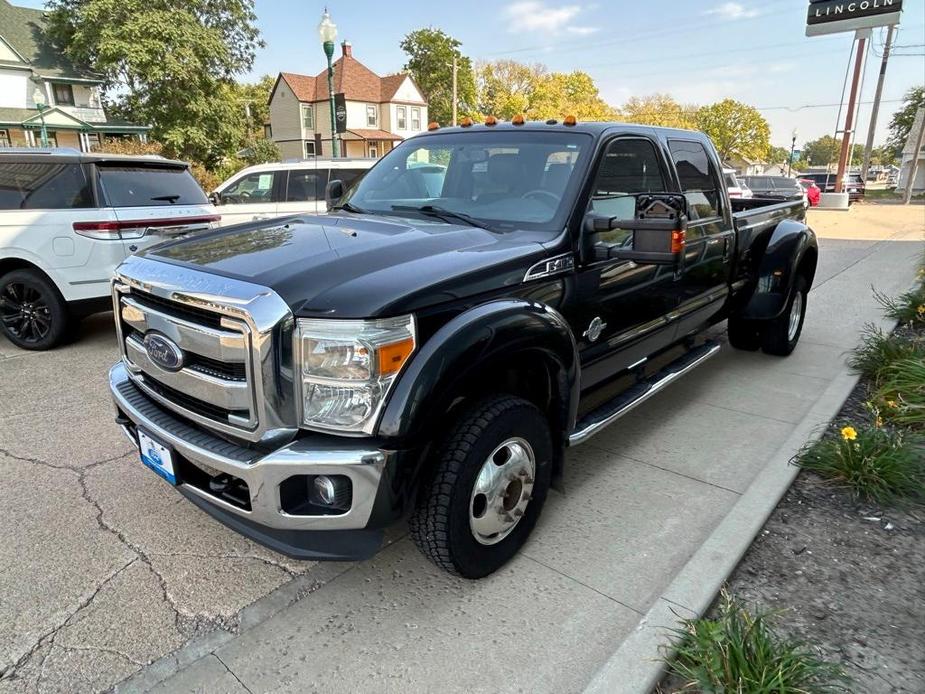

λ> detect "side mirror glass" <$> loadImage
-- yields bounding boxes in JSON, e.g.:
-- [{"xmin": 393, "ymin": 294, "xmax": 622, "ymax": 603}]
[
  {"xmin": 208, "ymin": 191, "xmax": 221, "ymax": 206},
  {"xmin": 582, "ymin": 193, "xmax": 688, "ymax": 267},
  {"xmin": 325, "ymin": 179, "xmax": 345, "ymax": 211}
]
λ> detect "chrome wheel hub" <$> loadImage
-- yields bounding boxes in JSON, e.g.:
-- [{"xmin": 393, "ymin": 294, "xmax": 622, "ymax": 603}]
[
  {"xmin": 788, "ymin": 290, "xmax": 803, "ymax": 342},
  {"xmin": 469, "ymin": 437, "xmax": 536, "ymax": 546}
]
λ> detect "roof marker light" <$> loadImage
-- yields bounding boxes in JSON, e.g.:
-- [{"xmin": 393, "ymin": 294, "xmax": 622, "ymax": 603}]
[
  {"xmin": 484, "ymin": 115, "xmax": 498, "ymax": 126},
  {"xmin": 512, "ymin": 114, "xmax": 525, "ymax": 125},
  {"xmin": 428, "ymin": 121, "xmax": 440, "ymax": 131},
  {"xmin": 564, "ymin": 115, "xmax": 577, "ymax": 126},
  {"xmin": 460, "ymin": 117, "xmax": 473, "ymax": 127}
]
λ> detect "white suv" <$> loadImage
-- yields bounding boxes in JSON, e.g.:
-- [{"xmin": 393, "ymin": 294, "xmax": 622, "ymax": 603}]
[
  {"xmin": 0, "ymin": 149, "xmax": 218, "ymax": 350},
  {"xmin": 210, "ymin": 158, "xmax": 376, "ymax": 226}
]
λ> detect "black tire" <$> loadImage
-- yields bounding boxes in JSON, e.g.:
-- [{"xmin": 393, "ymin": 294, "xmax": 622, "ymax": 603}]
[
  {"xmin": 761, "ymin": 275, "xmax": 808, "ymax": 356},
  {"xmin": 409, "ymin": 395, "xmax": 553, "ymax": 579},
  {"xmin": 727, "ymin": 315, "xmax": 763, "ymax": 351},
  {"xmin": 0, "ymin": 269, "xmax": 70, "ymax": 350}
]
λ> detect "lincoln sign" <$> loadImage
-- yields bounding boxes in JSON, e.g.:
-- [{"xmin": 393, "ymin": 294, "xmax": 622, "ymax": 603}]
[{"xmin": 806, "ymin": 0, "xmax": 903, "ymax": 36}]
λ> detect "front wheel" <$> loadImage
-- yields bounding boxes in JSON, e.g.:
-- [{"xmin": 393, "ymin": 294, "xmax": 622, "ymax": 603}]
[
  {"xmin": 761, "ymin": 275, "xmax": 808, "ymax": 356},
  {"xmin": 409, "ymin": 395, "xmax": 552, "ymax": 579}
]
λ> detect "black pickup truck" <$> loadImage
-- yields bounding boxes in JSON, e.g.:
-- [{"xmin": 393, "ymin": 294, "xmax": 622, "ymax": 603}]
[{"xmin": 108, "ymin": 121, "xmax": 817, "ymax": 578}]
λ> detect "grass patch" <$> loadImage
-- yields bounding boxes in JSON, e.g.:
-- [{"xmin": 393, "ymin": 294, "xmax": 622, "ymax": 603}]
[
  {"xmin": 873, "ymin": 358, "xmax": 925, "ymax": 429},
  {"xmin": 796, "ymin": 425, "xmax": 925, "ymax": 504},
  {"xmin": 847, "ymin": 324, "xmax": 925, "ymax": 380},
  {"xmin": 874, "ymin": 283, "xmax": 925, "ymax": 327},
  {"xmin": 665, "ymin": 590, "xmax": 848, "ymax": 693}
]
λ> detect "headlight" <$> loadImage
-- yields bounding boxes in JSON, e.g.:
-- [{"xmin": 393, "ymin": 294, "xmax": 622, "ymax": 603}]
[{"xmin": 296, "ymin": 315, "xmax": 416, "ymax": 434}]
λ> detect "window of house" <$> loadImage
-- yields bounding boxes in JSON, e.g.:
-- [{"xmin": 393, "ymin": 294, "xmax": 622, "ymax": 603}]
[
  {"xmin": 397, "ymin": 106, "xmax": 407, "ymax": 130},
  {"xmin": 301, "ymin": 104, "xmax": 313, "ymax": 131},
  {"xmin": 369, "ymin": 143, "xmax": 378, "ymax": 158},
  {"xmin": 411, "ymin": 107, "xmax": 421, "ymax": 131},
  {"xmin": 668, "ymin": 139, "xmax": 721, "ymax": 220},
  {"xmin": 0, "ymin": 129, "xmax": 10, "ymax": 147},
  {"xmin": 264, "ymin": 124, "xmax": 272, "ymax": 139},
  {"xmin": 85, "ymin": 133, "xmax": 101, "ymax": 151},
  {"xmin": 304, "ymin": 141, "xmax": 316, "ymax": 158},
  {"xmin": 366, "ymin": 105, "xmax": 378, "ymax": 128},
  {"xmin": 43, "ymin": 132, "xmax": 59, "ymax": 148},
  {"xmin": 53, "ymin": 84, "xmax": 74, "ymax": 106}
]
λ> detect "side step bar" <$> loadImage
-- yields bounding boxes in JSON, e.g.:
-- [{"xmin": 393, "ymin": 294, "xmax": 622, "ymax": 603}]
[{"xmin": 568, "ymin": 340, "xmax": 721, "ymax": 446}]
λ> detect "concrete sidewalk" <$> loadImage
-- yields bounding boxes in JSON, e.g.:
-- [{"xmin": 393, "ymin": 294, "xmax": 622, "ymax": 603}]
[{"xmin": 129, "ymin": 207, "xmax": 922, "ymax": 694}]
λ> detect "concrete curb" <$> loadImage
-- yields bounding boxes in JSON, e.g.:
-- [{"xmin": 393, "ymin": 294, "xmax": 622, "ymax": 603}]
[{"xmin": 582, "ymin": 367, "xmax": 862, "ymax": 694}]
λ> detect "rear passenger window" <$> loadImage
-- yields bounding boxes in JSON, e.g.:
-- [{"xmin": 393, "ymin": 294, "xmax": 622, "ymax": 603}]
[
  {"xmin": 668, "ymin": 140, "xmax": 721, "ymax": 220},
  {"xmin": 335, "ymin": 168, "xmax": 368, "ymax": 188},
  {"xmin": 286, "ymin": 170, "xmax": 327, "ymax": 202},
  {"xmin": 0, "ymin": 163, "xmax": 93, "ymax": 210}
]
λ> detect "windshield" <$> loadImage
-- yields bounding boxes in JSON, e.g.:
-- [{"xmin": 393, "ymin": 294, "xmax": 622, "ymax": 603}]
[
  {"xmin": 98, "ymin": 165, "xmax": 208, "ymax": 207},
  {"xmin": 342, "ymin": 130, "xmax": 593, "ymax": 231}
]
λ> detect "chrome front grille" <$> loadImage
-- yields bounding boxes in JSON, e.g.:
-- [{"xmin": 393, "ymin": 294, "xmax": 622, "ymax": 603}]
[{"xmin": 112, "ymin": 255, "xmax": 298, "ymax": 446}]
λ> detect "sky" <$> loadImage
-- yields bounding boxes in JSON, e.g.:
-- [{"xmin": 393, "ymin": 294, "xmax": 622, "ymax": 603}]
[{"xmin": 18, "ymin": 0, "xmax": 925, "ymax": 148}]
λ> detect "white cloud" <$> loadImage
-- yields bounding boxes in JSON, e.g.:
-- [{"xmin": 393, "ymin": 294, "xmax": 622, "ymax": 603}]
[
  {"xmin": 504, "ymin": 2, "xmax": 599, "ymax": 35},
  {"xmin": 704, "ymin": 2, "xmax": 761, "ymax": 20}
]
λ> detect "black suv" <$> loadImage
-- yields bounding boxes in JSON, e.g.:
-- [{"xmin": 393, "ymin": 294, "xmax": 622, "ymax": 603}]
[
  {"xmin": 802, "ymin": 172, "xmax": 865, "ymax": 203},
  {"xmin": 742, "ymin": 176, "xmax": 806, "ymax": 203}
]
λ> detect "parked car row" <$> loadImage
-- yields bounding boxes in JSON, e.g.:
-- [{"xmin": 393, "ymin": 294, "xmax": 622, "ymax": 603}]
[
  {"xmin": 800, "ymin": 172, "xmax": 866, "ymax": 203},
  {"xmin": 0, "ymin": 149, "xmax": 376, "ymax": 349}
]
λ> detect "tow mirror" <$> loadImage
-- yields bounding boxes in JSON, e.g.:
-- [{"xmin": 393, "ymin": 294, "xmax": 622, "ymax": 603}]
[
  {"xmin": 582, "ymin": 193, "xmax": 688, "ymax": 268},
  {"xmin": 325, "ymin": 179, "xmax": 345, "ymax": 211}
]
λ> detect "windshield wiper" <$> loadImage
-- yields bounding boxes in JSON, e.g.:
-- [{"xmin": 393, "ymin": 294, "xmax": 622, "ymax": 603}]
[
  {"xmin": 390, "ymin": 205, "xmax": 491, "ymax": 230},
  {"xmin": 332, "ymin": 201, "xmax": 367, "ymax": 213},
  {"xmin": 150, "ymin": 194, "xmax": 181, "ymax": 203}
]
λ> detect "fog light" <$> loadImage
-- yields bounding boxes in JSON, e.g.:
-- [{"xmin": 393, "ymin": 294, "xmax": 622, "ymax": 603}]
[{"xmin": 310, "ymin": 475, "xmax": 351, "ymax": 509}]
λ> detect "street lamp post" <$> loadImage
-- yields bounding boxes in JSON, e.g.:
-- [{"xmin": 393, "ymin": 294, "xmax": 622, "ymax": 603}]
[
  {"xmin": 32, "ymin": 87, "xmax": 49, "ymax": 147},
  {"xmin": 787, "ymin": 128, "xmax": 797, "ymax": 178},
  {"xmin": 318, "ymin": 9, "xmax": 339, "ymax": 158}
]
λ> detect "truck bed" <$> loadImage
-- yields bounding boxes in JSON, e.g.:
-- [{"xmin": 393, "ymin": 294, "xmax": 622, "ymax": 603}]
[{"xmin": 731, "ymin": 197, "xmax": 806, "ymax": 235}]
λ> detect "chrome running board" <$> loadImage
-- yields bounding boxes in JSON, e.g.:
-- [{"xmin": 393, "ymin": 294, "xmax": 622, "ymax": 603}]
[{"xmin": 568, "ymin": 341, "xmax": 721, "ymax": 446}]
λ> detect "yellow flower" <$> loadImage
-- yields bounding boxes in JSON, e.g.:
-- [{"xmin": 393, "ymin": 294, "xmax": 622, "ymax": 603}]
[
  {"xmin": 875, "ymin": 415, "xmax": 884, "ymax": 428},
  {"xmin": 917, "ymin": 304, "xmax": 925, "ymax": 317},
  {"xmin": 841, "ymin": 426, "xmax": 858, "ymax": 441},
  {"xmin": 886, "ymin": 400, "xmax": 898, "ymax": 409}
]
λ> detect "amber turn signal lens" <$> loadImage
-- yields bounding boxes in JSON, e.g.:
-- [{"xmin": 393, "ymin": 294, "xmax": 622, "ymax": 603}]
[
  {"xmin": 485, "ymin": 115, "xmax": 498, "ymax": 126},
  {"xmin": 377, "ymin": 337, "xmax": 415, "ymax": 375},
  {"xmin": 428, "ymin": 121, "xmax": 440, "ymax": 131},
  {"xmin": 671, "ymin": 230, "xmax": 686, "ymax": 255},
  {"xmin": 512, "ymin": 114, "xmax": 525, "ymax": 125},
  {"xmin": 460, "ymin": 117, "xmax": 473, "ymax": 127},
  {"xmin": 563, "ymin": 115, "xmax": 577, "ymax": 126}
]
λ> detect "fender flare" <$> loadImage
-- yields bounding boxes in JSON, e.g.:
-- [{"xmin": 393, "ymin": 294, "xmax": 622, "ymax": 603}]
[
  {"xmin": 738, "ymin": 219, "xmax": 818, "ymax": 321},
  {"xmin": 377, "ymin": 299, "xmax": 580, "ymax": 443}
]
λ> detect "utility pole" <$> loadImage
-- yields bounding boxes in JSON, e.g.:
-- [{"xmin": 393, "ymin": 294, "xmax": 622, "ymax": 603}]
[
  {"xmin": 861, "ymin": 24, "xmax": 894, "ymax": 183},
  {"xmin": 902, "ymin": 108, "xmax": 925, "ymax": 205},
  {"xmin": 834, "ymin": 35, "xmax": 867, "ymax": 194},
  {"xmin": 451, "ymin": 55, "xmax": 458, "ymax": 126}
]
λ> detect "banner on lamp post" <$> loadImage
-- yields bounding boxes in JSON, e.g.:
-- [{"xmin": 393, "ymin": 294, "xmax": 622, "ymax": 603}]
[{"xmin": 334, "ymin": 93, "xmax": 347, "ymax": 134}]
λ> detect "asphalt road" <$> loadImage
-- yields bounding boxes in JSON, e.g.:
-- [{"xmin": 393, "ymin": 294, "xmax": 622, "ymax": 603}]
[{"xmin": 0, "ymin": 204, "xmax": 922, "ymax": 694}]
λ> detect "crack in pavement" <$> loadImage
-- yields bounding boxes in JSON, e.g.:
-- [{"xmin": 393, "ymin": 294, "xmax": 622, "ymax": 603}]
[{"xmin": 214, "ymin": 654, "xmax": 255, "ymax": 694}]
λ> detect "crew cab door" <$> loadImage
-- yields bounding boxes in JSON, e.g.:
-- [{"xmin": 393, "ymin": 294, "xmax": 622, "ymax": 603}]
[
  {"xmin": 571, "ymin": 135, "xmax": 681, "ymax": 391},
  {"xmin": 666, "ymin": 139, "xmax": 735, "ymax": 338}
]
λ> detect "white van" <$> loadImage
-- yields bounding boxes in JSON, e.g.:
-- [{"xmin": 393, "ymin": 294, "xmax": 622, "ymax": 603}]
[
  {"xmin": 210, "ymin": 158, "xmax": 376, "ymax": 226},
  {"xmin": 0, "ymin": 149, "xmax": 218, "ymax": 350}
]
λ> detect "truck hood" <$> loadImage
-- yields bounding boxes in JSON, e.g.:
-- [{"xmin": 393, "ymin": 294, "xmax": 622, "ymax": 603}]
[{"xmin": 144, "ymin": 213, "xmax": 552, "ymax": 317}]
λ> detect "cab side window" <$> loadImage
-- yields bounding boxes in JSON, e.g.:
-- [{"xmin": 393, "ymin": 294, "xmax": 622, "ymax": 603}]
[
  {"xmin": 590, "ymin": 138, "xmax": 667, "ymax": 246},
  {"xmin": 222, "ymin": 172, "xmax": 276, "ymax": 205},
  {"xmin": 286, "ymin": 169, "xmax": 328, "ymax": 202},
  {"xmin": 668, "ymin": 140, "xmax": 721, "ymax": 220}
]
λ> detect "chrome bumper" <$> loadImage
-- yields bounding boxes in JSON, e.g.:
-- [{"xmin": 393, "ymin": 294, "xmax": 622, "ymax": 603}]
[{"xmin": 109, "ymin": 362, "xmax": 387, "ymax": 531}]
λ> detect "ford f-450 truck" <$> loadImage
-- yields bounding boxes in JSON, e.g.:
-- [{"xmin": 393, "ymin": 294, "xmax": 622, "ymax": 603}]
[{"xmin": 109, "ymin": 121, "xmax": 816, "ymax": 578}]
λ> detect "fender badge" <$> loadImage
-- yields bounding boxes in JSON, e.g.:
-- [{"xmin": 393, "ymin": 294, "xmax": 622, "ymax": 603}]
[{"xmin": 583, "ymin": 317, "xmax": 607, "ymax": 343}]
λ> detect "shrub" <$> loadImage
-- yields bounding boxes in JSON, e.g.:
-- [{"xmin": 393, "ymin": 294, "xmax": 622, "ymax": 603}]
[
  {"xmin": 796, "ymin": 424, "xmax": 925, "ymax": 504},
  {"xmin": 847, "ymin": 324, "xmax": 925, "ymax": 380},
  {"xmin": 666, "ymin": 590, "xmax": 848, "ymax": 693},
  {"xmin": 875, "ymin": 283, "xmax": 925, "ymax": 327},
  {"xmin": 873, "ymin": 358, "xmax": 925, "ymax": 429}
]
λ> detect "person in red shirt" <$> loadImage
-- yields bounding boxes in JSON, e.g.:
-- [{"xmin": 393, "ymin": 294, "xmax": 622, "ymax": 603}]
[{"xmin": 800, "ymin": 179, "xmax": 821, "ymax": 207}]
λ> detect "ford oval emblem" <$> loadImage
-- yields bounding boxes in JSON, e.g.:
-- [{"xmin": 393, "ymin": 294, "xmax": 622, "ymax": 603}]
[{"xmin": 143, "ymin": 332, "xmax": 185, "ymax": 372}]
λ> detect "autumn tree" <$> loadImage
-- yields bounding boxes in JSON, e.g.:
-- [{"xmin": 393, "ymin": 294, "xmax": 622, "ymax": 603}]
[
  {"xmin": 529, "ymin": 71, "xmax": 617, "ymax": 121},
  {"xmin": 46, "ymin": 0, "xmax": 263, "ymax": 168},
  {"xmin": 401, "ymin": 28, "xmax": 476, "ymax": 126},
  {"xmin": 695, "ymin": 99, "xmax": 770, "ymax": 163},
  {"xmin": 619, "ymin": 94, "xmax": 697, "ymax": 129},
  {"xmin": 475, "ymin": 60, "xmax": 546, "ymax": 119},
  {"xmin": 887, "ymin": 86, "xmax": 925, "ymax": 157}
]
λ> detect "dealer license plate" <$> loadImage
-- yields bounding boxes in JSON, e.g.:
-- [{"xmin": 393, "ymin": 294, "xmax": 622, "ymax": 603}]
[{"xmin": 138, "ymin": 429, "xmax": 177, "ymax": 485}]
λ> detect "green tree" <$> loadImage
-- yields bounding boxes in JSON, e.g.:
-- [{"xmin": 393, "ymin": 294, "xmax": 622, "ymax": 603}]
[
  {"xmin": 870, "ymin": 145, "xmax": 898, "ymax": 167},
  {"xmin": 767, "ymin": 145, "xmax": 791, "ymax": 164},
  {"xmin": 802, "ymin": 135, "xmax": 842, "ymax": 167},
  {"xmin": 46, "ymin": 0, "xmax": 263, "ymax": 168},
  {"xmin": 887, "ymin": 86, "xmax": 925, "ymax": 157},
  {"xmin": 619, "ymin": 94, "xmax": 697, "ymax": 129},
  {"xmin": 235, "ymin": 74, "xmax": 275, "ymax": 137},
  {"xmin": 401, "ymin": 28, "xmax": 476, "ymax": 126},
  {"xmin": 695, "ymin": 99, "xmax": 770, "ymax": 163},
  {"xmin": 530, "ymin": 71, "xmax": 617, "ymax": 121},
  {"xmin": 475, "ymin": 59, "xmax": 546, "ymax": 119}
]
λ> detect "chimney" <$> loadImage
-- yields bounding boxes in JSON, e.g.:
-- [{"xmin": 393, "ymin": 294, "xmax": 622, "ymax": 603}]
[{"xmin": 341, "ymin": 41, "xmax": 352, "ymax": 58}]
